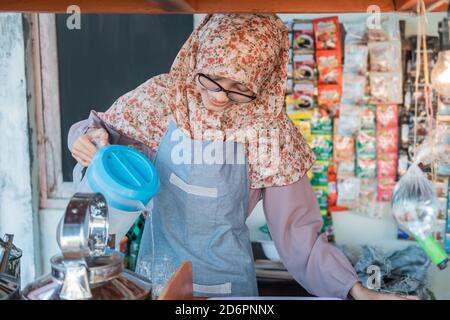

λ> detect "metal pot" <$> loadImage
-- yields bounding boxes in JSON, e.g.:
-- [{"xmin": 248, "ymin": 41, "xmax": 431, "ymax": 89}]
[
  {"xmin": 21, "ymin": 193, "xmax": 151, "ymax": 300},
  {"xmin": 0, "ymin": 234, "xmax": 20, "ymax": 300}
]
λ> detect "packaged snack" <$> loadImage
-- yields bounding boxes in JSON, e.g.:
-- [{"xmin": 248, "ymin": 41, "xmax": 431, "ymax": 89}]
[
  {"xmin": 356, "ymin": 159, "xmax": 377, "ymax": 178},
  {"xmin": 293, "ymin": 119, "xmax": 312, "ymax": 144},
  {"xmin": 328, "ymin": 164, "xmax": 337, "ymax": 207},
  {"xmin": 317, "ymin": 50, "xmax": 341, "ymax": 84},
  {"xmin": 293, "ymin": 20, "xmax": 314, "ymax": 50},
  {"xmin": 369, "ymin": 72, "xmax": 403, "ymax": 104},
  {"xmin": 338, "ymin": 105, "xmax": 361, "ymax": 137},
  {"xmin": 333, "ymin": 118, "xmax": 355, "ymax": 162},
  {"xmin": 286, "ymin": 83, "xmax": 315, "ymax": 117},
  {"xmin": 344, "ymin": 19, "xmax": 368, "ymax": 44},
  {"xmin": 377, "ymin": 156, "xmax": 398, "ymax": 178},
  {"xmin": 356, "ymin": 130, "xmax": 376, "ymax": 159},
  {"xmin": 293, "ymin": 54, "xmax": 315, "ymax": 80},
  {"xmin": 357, "ymin": 178, "xmax": 378, "ymax": 218},
  {"xmin": 344, "ymin": 44, "xmax": 368, "ymax": 75},
  {"xmin": 314, "ymin": 16, "xmax": 340, "ymax": 50},
  {"xmin": 368, "ymin": 16, "xmax": 400, "ymax": 42},
  {"xmin": 312, "ymin": 135, "xmax": 333, "ymax": 161},
  {"xmin": 337, "ymin": 161, "xmax": 356, "ymax": 178},
  {"xmin": 359, "ymin": 105, "xmax": 376, "ymax": 131},
  {"xmin": 376, "ymin": 104, "xmax": 398, "ymax": 129},
  {"xmin": 341, "ymin": 74, "xmax": 366, "ymax": 105},
  {"xmin": 376, "ymin": 129, "xmax": 399, "ymax": 155},
  {"xmin": 377, "ymin": 176, "xmax": 396, "ymax": 201},
  {"xmin": 317, "ymin": 84, "xmax": 341, "ymax": 109},
  {"xmin": 368, "ymin": 41, "xmax": 401, "ymax": 72},
  {"xmin": 337, "ymin": 177, "xmax": 360, "ymax": 208},
  {"xmin": 310, "ymin": 160, "xmax": 329, "ymax": 187},
  {"xmin": 311, "ymin": 109, "xmax": 333, "ymax": 135}
]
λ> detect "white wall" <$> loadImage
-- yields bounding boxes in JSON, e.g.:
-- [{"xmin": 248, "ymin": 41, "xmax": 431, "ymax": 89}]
[{"xmin": 0, "ymin": 13, "xmax": 40, "ymax": 286}]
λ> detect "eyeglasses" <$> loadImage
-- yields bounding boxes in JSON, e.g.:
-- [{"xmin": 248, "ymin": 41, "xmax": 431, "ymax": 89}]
[{"xmin": 196, "ymin": 73, "xmax": 257, "ymax": 103}]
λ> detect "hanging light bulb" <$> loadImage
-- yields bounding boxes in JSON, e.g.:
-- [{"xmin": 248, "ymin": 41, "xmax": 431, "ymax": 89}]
[{"xmin": 431, "ymin": 16, "xmax": 450, "ymax": 95}]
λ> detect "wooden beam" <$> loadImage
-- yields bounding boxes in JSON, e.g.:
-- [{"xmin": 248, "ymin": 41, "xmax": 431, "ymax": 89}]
[
  {"xmin": 0, "ymin": 0, "xmax": 397, "ymax": 13},
  {"xmin": 395, "ymin": 0, "xmax": 448, "ymax": 11},
  {"xmin": 148, "ymin": 0, "xmax": 195, "ymax": 12}
]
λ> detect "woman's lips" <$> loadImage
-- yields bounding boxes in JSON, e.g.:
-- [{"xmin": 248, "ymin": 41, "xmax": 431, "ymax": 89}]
[{"xmin": 209, "ymin": 98, "xmax": 228, "ymax": 107}]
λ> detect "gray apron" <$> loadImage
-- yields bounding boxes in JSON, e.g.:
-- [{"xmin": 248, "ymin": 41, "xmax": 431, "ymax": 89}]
[{"xmin": 136, "ymin": 120, "xmax": 258, "ymax": 297}]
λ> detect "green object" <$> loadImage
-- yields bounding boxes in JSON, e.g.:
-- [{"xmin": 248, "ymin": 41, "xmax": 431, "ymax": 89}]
[{"xmin": 415, "ymin": 234, "xmax": 449, "ymax": 270}]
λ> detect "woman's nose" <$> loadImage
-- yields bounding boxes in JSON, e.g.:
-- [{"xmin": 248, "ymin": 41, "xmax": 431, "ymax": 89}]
[{"xmin": 209, "ymin": 91, "xmax": 229, "ymax": 103}]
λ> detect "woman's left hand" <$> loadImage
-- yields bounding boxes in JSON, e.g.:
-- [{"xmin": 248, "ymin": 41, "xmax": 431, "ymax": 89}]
[{"xmin": 350, "ymin": 282, "xmax": 420, "ymax": 300}]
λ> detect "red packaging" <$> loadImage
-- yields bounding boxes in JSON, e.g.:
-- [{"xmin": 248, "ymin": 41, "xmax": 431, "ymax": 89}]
[
  {"xmin": 318, "ymin": 84, "xmax": 341, "ymax": 108},
  {"xmin": 376, "ymin": 129, "xmax": 398, "ymax": 154},
  {"xmin": 317, "ymin": 50, "xmax": 342, "ymax": 84},
  {"xmin": 376, "ymin": 104, "xmax": 398, "ymax": 129},
  {"xmin": 377, "ymin": 176, "xmax": 397, "ymax": 202},
  {"xmin": 377, "ymin": 156, "xmax": 398, "ymax": 178},
  {"xmin": 313, "ymin": 16, "xmax": 340, "ymax": 51}
]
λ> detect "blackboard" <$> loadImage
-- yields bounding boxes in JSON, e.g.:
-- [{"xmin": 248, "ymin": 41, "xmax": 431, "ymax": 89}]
[{"xmin": 56, "ymin": 14, "xmax": 193, "ymax": 181}]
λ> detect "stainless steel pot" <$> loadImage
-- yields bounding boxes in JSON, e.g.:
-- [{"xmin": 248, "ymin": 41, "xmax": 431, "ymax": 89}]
[{"xmin": 21, "ymin": 193, "xmax": 151, "ymax": 300}]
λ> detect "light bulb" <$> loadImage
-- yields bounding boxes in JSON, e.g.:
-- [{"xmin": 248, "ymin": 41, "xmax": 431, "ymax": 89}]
[{"xmin": 431, "ymin": 51, "xmax": 450, "ymax": 96}]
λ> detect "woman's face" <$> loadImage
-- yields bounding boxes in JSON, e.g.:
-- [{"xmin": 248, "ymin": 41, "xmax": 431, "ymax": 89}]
[{"xmin": 196, "ymin": 74, "xmax": 255, "ymax": 112}]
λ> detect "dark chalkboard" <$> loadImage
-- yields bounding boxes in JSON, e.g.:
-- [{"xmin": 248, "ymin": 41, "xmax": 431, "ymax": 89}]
[{"xmin": 56, "ymin": 14, "xmax": 193, "ymax": 181}]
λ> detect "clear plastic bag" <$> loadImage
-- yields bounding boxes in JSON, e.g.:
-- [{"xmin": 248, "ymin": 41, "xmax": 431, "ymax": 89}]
[
  {"xmin": 338, "ymin": 105, "xmax": 361, "ymax": 137},
  {"xmin": 344, "ymin": 44, "xmax": 368, "ymax": 75}
]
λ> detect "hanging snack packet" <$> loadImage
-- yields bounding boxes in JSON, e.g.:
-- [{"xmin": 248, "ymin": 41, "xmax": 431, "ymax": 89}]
[
  {"xmin": 368, "ymin": 16, "xmax": 400, "ymax": 42},
  {"xmin": 376, "ymin": 104, "xmax": 398, "ymax": 129},
  {"xmin": 337, "ymin": 177, "xmax": 360, "ymax": 208},
  {"xmin": 341, "ymin": 74, "xmax": 367, "ymax": 105},
  {"xmin": 333, "ymin": 118, "xmax": 355, "ymax": 162},
  {"xmin": 310, "ymin": 160, "xmax": 330, "ymax": 187},
  {"xmin": 312, "ymin": 135, "xmax": 333, "ymax": 161},
  {"xmin": 376, "ymin": 129, "xmax": 399, "ymax": 154},
  {"xmin": 344, "ymin": 19, "xmax": 368, "ymax": 44},
  {"xmin": 338, "ymin": 105, "xmax": 361, "ymax": 137},
  {"xmin": 368, "ymin": 41, "xmax": 401, "ymax": 72},
  {"xmin": 378, "ymin": 176, "xmax": 397, "ymax": 202},
  {"xmin": 317, "ymin": 50, "xmax": 341, "ymax": 84},
  {"xmin": 356, "ymin": 130, "xmax": 376, "ymax": 159},
  {"xmin": 311, "ymin": 109, "xmax": 333, "ymax": 135},
  {"xmin": 314, "ymin": 16, "xmax": 340, "ymax": 50},
  {"xmin": 377, "ymin": 156, "xmax": 398, "ymax": 178},
  {"xmin": 317, "ymin": 84, "xmax": 341, "ymax": 109},
  {"xmin": 370, "ymin": 72, "xmax": 403, "ymax": 104},
  {"xmin": 357, "ymin": 178, "xmax": 378, "ymax": 218},
  {"xmin": 293, "ymin": 20, "xmax": 315, "ymax": 50},
  {"xmin": 286, "ymin": 83, "xmax": 315, "ymax": 117},
  {"xmin": 359, "ymin": 105, "xmax": 376, "ymax": 131},
  {"xmin": 344, "ymin": 44, "xmax": 368, "ymax": 75},
  {"xmin": 337, "ymin": 161, "xmax": 356, "ymax": 178},
  {"xmin": 293, "ymin": 54, "xmax": 315, "ymax": 81},
  {"xmin": 356, "ymin": 159, "xmax": 377, "ymax": 178}
]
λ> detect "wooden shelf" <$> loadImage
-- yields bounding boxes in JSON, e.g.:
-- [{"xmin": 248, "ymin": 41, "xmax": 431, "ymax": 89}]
[{"xmin": 0, "ymin": 0, "xmax": 447, "ymax": 13}]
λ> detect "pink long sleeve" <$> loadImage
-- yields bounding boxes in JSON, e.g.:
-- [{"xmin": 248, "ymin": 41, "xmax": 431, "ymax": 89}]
[{"xmin": 259, "ymin": 176, "xmax": 359, "ymax": 299}]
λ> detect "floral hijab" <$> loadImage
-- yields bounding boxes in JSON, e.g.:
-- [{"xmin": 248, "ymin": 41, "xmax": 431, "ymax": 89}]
[{"xmin": 99, "ymin": 14, "xmax": 315, "ymax": 188}]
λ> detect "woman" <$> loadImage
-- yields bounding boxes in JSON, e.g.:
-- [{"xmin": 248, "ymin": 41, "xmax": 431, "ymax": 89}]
[{"xmin": 68, "ymin": 14, "xmax": 415, "ymax": 299}]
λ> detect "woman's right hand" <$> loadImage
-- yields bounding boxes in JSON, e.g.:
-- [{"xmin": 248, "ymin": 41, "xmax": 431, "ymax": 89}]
[{"xmin": 72, "ymin": 128, "xmax": 109, "ymax": 167}]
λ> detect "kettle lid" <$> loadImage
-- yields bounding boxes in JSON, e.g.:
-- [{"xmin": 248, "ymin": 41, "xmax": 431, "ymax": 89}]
[{"xmin": 86, "ymin": 145, "xmax": 160, "ymax": 211}]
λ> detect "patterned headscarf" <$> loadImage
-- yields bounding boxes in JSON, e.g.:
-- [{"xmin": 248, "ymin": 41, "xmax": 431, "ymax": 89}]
[{"xmin": 99, "ymin": 14, "xmax": 315, "ymax": 188}]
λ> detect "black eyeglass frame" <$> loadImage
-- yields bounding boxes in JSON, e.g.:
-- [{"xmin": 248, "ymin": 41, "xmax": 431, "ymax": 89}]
[{"xmin": 196, "ymin": 73, "xmax": 257, "ymax": 103}]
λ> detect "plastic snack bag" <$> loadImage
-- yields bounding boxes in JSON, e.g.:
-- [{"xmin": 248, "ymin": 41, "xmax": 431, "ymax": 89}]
[
  {"xmin": 376, "ymin": 104, "xmax": 398, "ymax": 129},
  {"xmin": 317, "ymin": 84, "xmax": 341, "ymax": 109},
  {"xmin": 359, "ymin": 105, "xmax": 376, "ymax": 131},
  {"xmin": 314, "ymin": 16, "xmax": 340, "ymax": 50},
  {"xmin": 293, "ymin": 20, "xmax": 315, "ymax": 50},
  {"xmin": 368, "ymin": 16, "xmax": 400, "ymax": 42},
  {"xmin": 338, "ymin": 105, "xmax": 361, "ymax": 137},
  {"xmin": 341, "ymin": 74, "xmax": 367, "ymax": 105},
  {"xmin": 337, "ymin": 177, "xmax": 360, "ymax": 208},
  {"xmin": 370, "ymin": 72, "xmax": 403, "ymax": 104},
  {"xmin": 344, "ymin": 19, "xmax": 368, "ymax": 44},
  {"xmin": 344, "ymin": 44, "xmax": 368, "ymax": 75},
  {"xmin": 369, "ymin": 41, "xmax": 401, "ymax": 72},
  {"xmin": 317, "ymin": 50, "xmax": 341, "ymax": 84},
  {"xmin": 293, "ymin": 54, "xmax": 315, "ymax": 81}
]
